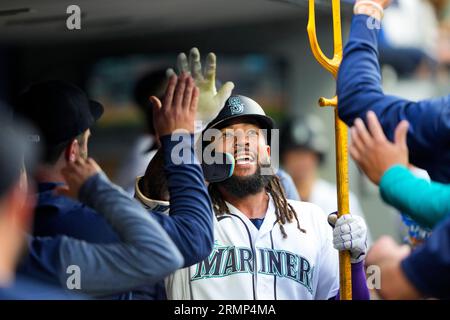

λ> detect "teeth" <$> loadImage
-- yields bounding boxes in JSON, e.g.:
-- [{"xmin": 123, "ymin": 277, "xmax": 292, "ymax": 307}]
[{"xmin": 235, "ymin": 153, "xmax": 255, "ymax": 162}]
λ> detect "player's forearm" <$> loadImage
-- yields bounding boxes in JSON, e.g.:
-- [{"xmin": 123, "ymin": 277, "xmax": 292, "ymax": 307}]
[
  {"xmin": 55, "ymin": 172, "xmax": 183, "ymax": 297},
  {"xmin": 160, "ymin": 134, "xmax": 215, "ymax": 266},
  {"xmin": 351, "ymin": 261, "xmax": 370, "ymax": 300},
  {"xmin": 79, "ymin": 172, "xmax": 181, "ymax": 251},
  {"xmin": 380, "ymin": 165, "xmax": 450, "ymax": 229},
  {"xmin": 337, "ymin": 14, "xmax": 385, "ymax": 126},
  {"xmin": 337, "ymin": 15, "xmax": 449, "ymax": 168},
  {"xmin": 332, "ymin": 261, "xmax": 370, "ymax": 300}
]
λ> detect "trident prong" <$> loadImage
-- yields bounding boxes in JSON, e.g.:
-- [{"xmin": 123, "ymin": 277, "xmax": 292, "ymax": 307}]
[{"xmin": 307, "ymin": 0, "xmax": 343, "ymax": 107}]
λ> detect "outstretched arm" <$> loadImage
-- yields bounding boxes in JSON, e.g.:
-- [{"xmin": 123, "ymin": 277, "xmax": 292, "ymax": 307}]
[
  {"xmin": 138, "ymin": 70, "xmax": 215, "ymax": 267},
  {"xmin": 141, "ymin": 133, "xmax": 215, "ymax": 267},
  {"xmin": 26, "ymin": 158, "xmax": 184, "ymax": 297},
  {"xmin": 380, "ymin": 166, "xmax": 450, "ymax": 229},
  {"xmin": 337, "ymin": 2, "xmax": 450, "ymax": 172}
]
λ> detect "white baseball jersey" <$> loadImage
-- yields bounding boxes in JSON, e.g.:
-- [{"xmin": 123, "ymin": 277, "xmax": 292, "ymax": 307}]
[{"xmin": 165, "ymin": 195, "xmax": 339, "ymax": 300}]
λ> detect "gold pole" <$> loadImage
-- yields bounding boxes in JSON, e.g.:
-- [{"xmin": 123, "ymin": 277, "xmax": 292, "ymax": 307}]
[{"xmin": 306, "ymin": 0, "xmax": 352, "ymax": 300}]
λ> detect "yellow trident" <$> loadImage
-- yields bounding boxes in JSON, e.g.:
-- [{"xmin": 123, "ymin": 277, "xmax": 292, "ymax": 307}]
[{"xmin": 307, "ymin": 0, "xmax": 352, "ymax": 300}]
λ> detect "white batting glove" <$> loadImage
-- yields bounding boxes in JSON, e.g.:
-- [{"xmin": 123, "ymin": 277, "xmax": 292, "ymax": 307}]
[
  {"xmin": 328, "ymin": 213, "xmax": 368, "ymax": 264},
  {"xmin": 167, "ymin": 47, "xmax": 235, "ymax": 125}
]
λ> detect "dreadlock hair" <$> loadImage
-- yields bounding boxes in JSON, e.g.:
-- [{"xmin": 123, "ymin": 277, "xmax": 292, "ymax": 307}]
[{"xmin": 208, "ymin": 171, "xmax": 306, "ymax": 238}]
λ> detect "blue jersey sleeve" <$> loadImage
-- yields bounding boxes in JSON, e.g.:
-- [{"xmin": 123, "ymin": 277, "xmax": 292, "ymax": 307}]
[
  {"xmin": 20, "ymin": 173, "xmax": 184, "ymax": 298},
  {"xmin": 401, "ymin": 216, "xmax": 450, "ymax": 299},
  {"xmin": 337, "ymin": 14, "xmax": 450, "ymax": 182},
  {"xmin": 149, "ymin": 134, "xmax": 214, "ymax": 267}
]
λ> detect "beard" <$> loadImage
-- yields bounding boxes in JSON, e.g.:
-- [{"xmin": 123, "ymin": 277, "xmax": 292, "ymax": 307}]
[{"xmin": 217, "ymin": 164, "xmax": 271, "ymax": 198}]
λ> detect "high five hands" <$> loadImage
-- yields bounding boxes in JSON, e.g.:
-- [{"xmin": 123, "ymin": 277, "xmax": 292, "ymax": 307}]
[
  {"xmin": 167, "ymin": 47, "xmax": 234, "ymax": 125},
  {"xmin": 150, "ymin": 73, "xmax": 199, "ymax": 137}
]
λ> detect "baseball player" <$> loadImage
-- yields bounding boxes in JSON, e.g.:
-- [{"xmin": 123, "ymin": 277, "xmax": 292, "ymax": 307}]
[
  {"xmin": 165, "ymin": 95, "xmax": 370, "ymax": 300},
  {"xmin": 14, "ymin": 76, "xmax": 211, "ymax": 299}
]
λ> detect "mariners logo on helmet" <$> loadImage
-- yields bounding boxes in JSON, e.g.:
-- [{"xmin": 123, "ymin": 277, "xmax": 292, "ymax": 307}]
[{"xmin": 228, "ymin": 96, "xmax": 245, "ymax": 115}]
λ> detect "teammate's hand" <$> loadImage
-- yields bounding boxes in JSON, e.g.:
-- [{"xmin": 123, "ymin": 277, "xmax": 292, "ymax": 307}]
[
  {"xmin": 150, "ymin": 73, "xmax": 199, "ymax": 137},
  {"xmin": 349, "ymin": 111, "xmax": 409, "ymax": 185},
  {"xmin": 366, "ymin": 236, "xmax": 410, "ymax": 267},
  {"xmin": 328, "ymin": 213, "xmax": 368, "ymax": 264},
  {"xmin": 167, "ymin": 47, "xmax": 234, "ymax": 125},
  {"xmin": 55, "ymin": 157, "xmax": 102, "ymax": 199}
]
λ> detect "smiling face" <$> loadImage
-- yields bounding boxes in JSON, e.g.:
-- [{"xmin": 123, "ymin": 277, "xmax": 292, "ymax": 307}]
[{"xmin": 211, "ymin": 122, "xmax": 271, "ymax": 178}]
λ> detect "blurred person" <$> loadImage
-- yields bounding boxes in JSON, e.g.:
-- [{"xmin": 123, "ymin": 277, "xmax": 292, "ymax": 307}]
[
  {"xmin": 0, "ymin": 121, "xmax": 34, "ymax": 296},
  {"xmin": 280, "ymin": 116, "xmax": 369, "ymax": 226},
  {"xmin": 383, "ymin": 0, "xmax": 439, "ymax": 57},
  {"xmin": 165, "ymin": 95, "xmax": 370, "ymax": 300},
  {"xmin": 0, "ymin": 116, "xmax": 78, "ymax": 299},
  {"xmin": 379, "ymin": 0, "xmax": 440, "ymax": 77},
  {"xmin": 350, "ymin": 112, "xmax": 450, "ymax": 299},
  {"xmin": 337, "ymin": 0, "xmax": 450, "ymax": 183},
  {"xmin": 13, "ymin": 78, "xmax": 211, "ymax": 299},
  {"xmin": 366, "ymin": 227, "xmax": 450, "ymax": 299},
  {"xmin": 14, "ymin": 80, "xmax": 123, "ymax": 242}
]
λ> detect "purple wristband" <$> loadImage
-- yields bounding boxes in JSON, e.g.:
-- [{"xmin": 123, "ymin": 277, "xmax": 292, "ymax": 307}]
[
  {"xmin": 351, "ymin": 261, "xmax": 370, "ymax": 300},
  {"xmin": 331, "ymin": 261, "xmax": 370, "ymax": 300}
]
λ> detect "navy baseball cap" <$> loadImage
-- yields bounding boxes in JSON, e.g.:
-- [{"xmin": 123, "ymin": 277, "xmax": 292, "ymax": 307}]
[{"xmin": 14, "ymin": 80, "xmax": 103, "ymax": 149}]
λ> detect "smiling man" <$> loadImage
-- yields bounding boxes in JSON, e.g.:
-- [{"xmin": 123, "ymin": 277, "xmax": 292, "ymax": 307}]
[{"xmin": 165, "ymin": 95, "xmax": 370, "ymax": 300}]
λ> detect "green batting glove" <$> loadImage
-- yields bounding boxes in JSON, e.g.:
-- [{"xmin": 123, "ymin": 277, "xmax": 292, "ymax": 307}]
[{"xmin": 167, "ymin": 47, "xmax": 234, "ymax": 126}]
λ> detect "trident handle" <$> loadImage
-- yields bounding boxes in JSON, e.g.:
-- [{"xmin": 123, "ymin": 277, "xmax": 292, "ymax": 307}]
[{"xmin": 307, "ymin": 0, "xmax": 352, "ymax": 300}]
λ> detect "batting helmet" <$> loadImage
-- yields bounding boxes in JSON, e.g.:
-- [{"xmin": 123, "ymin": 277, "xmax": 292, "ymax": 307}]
[{"xmin": 204, "ymin": 95, "xmax": 275, "ymax": 144}]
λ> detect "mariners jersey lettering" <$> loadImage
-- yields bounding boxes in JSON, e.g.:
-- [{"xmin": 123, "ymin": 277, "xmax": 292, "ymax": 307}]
[{"xmin": 165, "ymin": 196, "xmax": 339, "ymax": 300}]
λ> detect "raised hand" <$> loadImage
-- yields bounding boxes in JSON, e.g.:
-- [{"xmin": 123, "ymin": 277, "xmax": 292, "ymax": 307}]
[
  {"xmin": 349, "ymin": 111, "xmax": 409, "ymax": 185},
  {"xmin": 150, "ymin": 73, "xmax": 199, "ymax": 137},
  {"xmin": 167, "ymin": 47, "xmax": 234, "ymax": 125}
]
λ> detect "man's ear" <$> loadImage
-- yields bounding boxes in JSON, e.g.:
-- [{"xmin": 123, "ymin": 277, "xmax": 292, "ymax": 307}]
[
  {"xmin": 65, "ymin": 139, "xmax": 79, "ymax": 163},
  {"xmin": 259, "ymin": 145, "xmax": 271, "ymax": 167}
]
